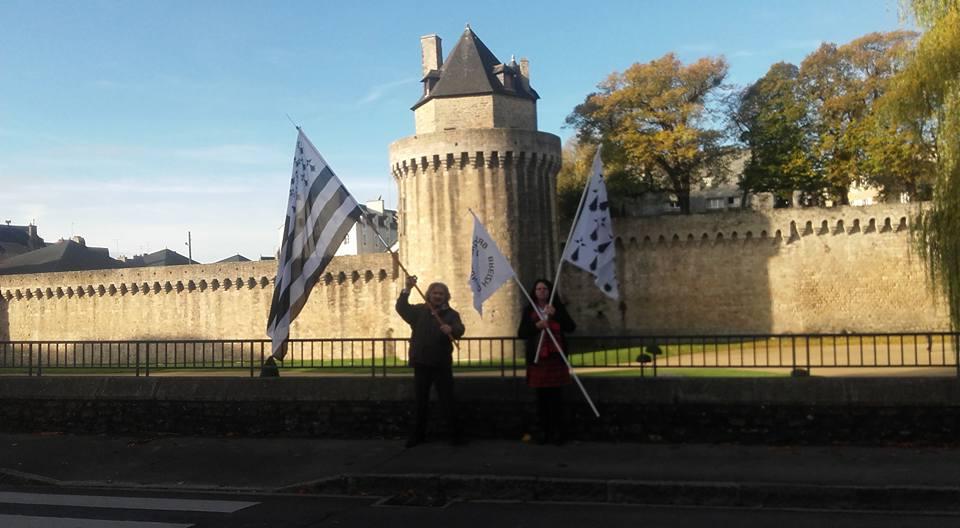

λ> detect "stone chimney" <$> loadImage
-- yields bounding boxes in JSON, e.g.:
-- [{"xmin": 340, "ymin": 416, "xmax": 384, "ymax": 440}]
[
  {"xmin": 420, "ymin": 34, "xmax": 443, "ymax": 78},
  {"xmin": 519, "ymin": 57, "xmax": 530, "ymax": 92}
]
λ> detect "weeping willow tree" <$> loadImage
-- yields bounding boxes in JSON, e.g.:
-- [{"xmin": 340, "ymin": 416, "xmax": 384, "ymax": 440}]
[{"xmin": 885, "ymin": 0, "xmax": 960, "ymax": 326}]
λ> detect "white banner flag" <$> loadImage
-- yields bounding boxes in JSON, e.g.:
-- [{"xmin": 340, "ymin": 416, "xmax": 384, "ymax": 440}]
[
  {"xmin": 468, "ymin": 212, "xmax": 516, "ymax": 315},
  {"xmin": 561, "ymin": 149, "xmax": 620, "ymax": 300}
]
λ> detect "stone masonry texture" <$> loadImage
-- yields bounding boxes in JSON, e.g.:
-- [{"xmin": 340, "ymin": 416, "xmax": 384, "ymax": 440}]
[
  {"xmin": 3, "ymin": 377, "xmax": 960, "ymax": 445},
  {"xmin": 0, "ymin": 203, "xmax": 951, "ymax": 342}
]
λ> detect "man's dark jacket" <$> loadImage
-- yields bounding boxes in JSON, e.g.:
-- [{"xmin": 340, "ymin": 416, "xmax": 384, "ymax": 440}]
[{"xmin": 396, "ymin": 291, "xmax": 465, "ymax": 367}]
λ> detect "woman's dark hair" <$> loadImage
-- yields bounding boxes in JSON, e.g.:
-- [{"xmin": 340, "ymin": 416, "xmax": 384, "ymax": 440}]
[{"xmin": 528, "ymin": 278, "xmax": 562, "ymax": 306}]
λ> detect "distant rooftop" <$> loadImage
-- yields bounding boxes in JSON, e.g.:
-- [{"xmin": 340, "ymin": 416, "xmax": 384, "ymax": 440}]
[
  {"xmin": 216, "ymin": 254, "xmax": 251, "ymax": 263},
  {"xmin": 0, "ymin": 239, "xmax": 121, "ymax": 275},
  {"xmin": 123, "ymin": 248, "xmax": 196, "ymax": 268}
]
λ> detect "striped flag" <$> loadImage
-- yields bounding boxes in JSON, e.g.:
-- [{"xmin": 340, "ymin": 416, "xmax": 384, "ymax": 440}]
[{"xmin": 266, "ymin": 129, "xmax": 362, "ymax": 360}]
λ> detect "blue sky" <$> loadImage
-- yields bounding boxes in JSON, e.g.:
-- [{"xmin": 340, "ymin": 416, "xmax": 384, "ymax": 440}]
[{"xmin": 0, "ymin": 0, "xmax": 905, "ymax": 262}]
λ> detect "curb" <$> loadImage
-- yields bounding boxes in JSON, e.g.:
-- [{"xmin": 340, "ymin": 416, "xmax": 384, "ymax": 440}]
[
  {"xmin": 279, "ymin": 473, "xmax": 960, "ymax": 512},
  {"xmin": 0, "ymin": 468, "xmax": 266, "ymax": 494}
]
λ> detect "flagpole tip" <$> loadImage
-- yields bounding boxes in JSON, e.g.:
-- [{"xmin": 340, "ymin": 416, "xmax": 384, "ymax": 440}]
[{"xmin": 285, "ymin": 113, "xmax": 300, "ymax": 130}]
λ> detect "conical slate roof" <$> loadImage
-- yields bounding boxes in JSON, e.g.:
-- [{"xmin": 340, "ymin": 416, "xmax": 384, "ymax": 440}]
[{"xmin": 412, "ymin": 27, "xmax": 539, "ymax": 110}]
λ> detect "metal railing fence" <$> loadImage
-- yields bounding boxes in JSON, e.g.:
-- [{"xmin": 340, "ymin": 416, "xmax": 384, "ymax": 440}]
[{"xmin": 1, "ymin": 332, "xmax": 957, "ymax": 377}]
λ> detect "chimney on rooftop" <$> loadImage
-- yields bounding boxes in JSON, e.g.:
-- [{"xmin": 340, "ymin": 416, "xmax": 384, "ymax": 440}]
[
  {"xmin": 420, "ymin": 34, "xmax": 442, "ymax": 79},
  {"xmin": 519, "ymin": 58, "xmax": 530, "ymax": 92}
]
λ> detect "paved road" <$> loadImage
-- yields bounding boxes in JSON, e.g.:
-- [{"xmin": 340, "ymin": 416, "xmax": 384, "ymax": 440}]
[{"xmin": 2, "ymin": 486, "xmax": 958, "ymax": 528}]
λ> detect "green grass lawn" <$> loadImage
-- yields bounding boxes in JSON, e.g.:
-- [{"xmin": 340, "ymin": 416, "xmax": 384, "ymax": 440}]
[{"xmin": 578, "ymin": 367, "xmax": 787, "ymax": 378}]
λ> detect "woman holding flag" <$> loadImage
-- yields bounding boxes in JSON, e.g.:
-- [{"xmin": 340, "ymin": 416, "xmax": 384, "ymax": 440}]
[{"xmin": 517, "ymin": 279, "xmax": 577, "ymax": 445}]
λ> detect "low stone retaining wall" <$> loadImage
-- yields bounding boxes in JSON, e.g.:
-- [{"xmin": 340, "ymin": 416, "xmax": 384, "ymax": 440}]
[{"xmin": 2, "ymin": 377, "xmax": 960, "ymax": 444}]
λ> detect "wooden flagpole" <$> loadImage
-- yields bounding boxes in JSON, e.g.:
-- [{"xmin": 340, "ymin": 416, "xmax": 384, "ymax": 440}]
[{"xmin": 367, "ymin": 217, "xmax": 460, "ymax": 350}]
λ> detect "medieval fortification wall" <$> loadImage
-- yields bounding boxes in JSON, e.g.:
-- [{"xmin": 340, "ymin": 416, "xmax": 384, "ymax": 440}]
[
  {"xmin": 0, "ymin": 31, "xmax": 949, "ymax": 342},
  {"xmin": 0, "ymin": 253, "xmax": 404, "ymax": 341},
  {"xmin": 563, "ymin": 202, "xmax": 950, "ymax": 335},
  {"xmin": 391, "ymin": 127, "xmax": 561, "ymax": 337},
  {"xmin": 0, "ymin": 203, "xmax": 949, "ymax": 342}
]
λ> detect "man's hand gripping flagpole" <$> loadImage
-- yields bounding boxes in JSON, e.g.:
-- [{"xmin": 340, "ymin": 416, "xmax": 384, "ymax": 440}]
[{"xmin": 366, "ymin": 218, "xmax": 459, "ymax": 350}]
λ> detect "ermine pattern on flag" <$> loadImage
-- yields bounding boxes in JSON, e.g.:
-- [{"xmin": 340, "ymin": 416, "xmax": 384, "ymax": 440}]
[
  {"xmin": 561, "ymin": 149, "xmax": 619, "ymax": 300},
  {"xmin": 266, "ymin": 130, "xmax": 362, "ymax": 359}
]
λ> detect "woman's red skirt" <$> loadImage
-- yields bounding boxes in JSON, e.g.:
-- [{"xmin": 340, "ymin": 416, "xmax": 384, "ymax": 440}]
[{"xmin": 526, "ymin": 353, "xmax": 571, "ymax": 388}]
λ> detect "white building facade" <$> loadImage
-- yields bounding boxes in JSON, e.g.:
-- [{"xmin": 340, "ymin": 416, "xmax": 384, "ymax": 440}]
[{"xmin": 334, "ymin": 199, "xmax": 398, "ymax": 256}]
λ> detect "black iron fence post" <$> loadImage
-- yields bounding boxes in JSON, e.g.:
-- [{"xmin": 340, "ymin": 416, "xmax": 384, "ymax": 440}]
[
  {"xmin": 791, "ymin": 336, "xmax": 797, "ymax": 374},
  {"xmin": 955, "ymin": 332, "xmax": 959, "ymax": 378},
  {"xmin": 381, "ymin": 339, "xmax": 387, "ymax": 377},
  {"xmin": 249, "ymin": 343, "xmax": 255, "ymax": 378}
]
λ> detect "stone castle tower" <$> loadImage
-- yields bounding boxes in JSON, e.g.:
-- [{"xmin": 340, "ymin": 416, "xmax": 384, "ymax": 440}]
[{"xmin": 389, "ymin": 26, "xmax": 562, "ymax": 336}]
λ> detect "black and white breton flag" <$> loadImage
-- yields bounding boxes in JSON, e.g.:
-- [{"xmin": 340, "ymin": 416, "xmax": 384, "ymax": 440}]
[
  {"xmin": 266, "ymin": 130, "xmax": 362, "ymax": 360},
  {"xmin": 561, "ymin": 148, "xmax": 620, "ymax": 300}
]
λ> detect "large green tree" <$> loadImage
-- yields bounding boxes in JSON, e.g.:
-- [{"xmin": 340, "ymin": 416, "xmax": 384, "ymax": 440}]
[
  {"xmin": 887, "ymin": 0, "xmax": 960, "ymax": 327},
  {"xmin": 566, "ymin": 53, "xmax": 730, "ymax": 213},
  {"xmin": 731, "ymin": 62, "xmax": 820, "ymax": 205},
  {"xmin": 799, "ymin": 31, "xmax": 919, "ymax": 204}
]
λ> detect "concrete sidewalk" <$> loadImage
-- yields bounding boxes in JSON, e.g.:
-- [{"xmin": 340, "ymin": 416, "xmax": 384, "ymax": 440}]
[{"xmin": 2, "ymin": 432, "xmax": 960, "ymax": 511}]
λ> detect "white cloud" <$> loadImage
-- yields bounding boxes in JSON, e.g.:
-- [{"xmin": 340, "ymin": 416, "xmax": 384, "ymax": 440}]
[
  {"xmin": 15, "ymin": 180, "xmax": 262, "ymax": 195},
  {"xmin": 172, "ymin": 144, "xmax": 285, "ymax": 166},
  {"xmin": 358, "ymin": 77, "xmax": 419, "ymax": 105}
]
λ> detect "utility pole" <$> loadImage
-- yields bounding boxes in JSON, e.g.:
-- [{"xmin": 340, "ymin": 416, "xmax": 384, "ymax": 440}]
[{"xmin": 185, "ymin": 231, "xmax": 193, "ymax": 263}]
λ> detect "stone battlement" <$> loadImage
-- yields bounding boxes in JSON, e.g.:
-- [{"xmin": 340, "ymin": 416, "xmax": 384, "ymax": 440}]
[
  {"xmin": 0, "ymin": 253, "xmax": 397, "ymax": 304},
  {"xmin": 611, "ymin": 203, "xmax": 917, "ymax": 249},
  {"xmin": 389, "ymin": 128, "xmax": 561, "ymax": 178},
  {"xmin": 391, "ymin": 149, "xmax": 560, "ymax": 177}
]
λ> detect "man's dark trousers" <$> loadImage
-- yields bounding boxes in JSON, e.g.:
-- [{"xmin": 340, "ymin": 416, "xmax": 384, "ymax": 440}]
[{"xmin": 412, "ymin": 365, "xmax": 460, "ymax": 441}]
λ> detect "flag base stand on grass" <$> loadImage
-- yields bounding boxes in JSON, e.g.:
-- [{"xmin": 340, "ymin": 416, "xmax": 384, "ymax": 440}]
[{"xmin": 259, "ymin": 356, "xmax": 280, "ymax": 378}]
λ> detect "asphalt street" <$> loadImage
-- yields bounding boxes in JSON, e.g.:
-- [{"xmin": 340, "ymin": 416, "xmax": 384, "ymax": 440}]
[
  {"xmin": 4, "ymin": 432, "xmax": 960, "ymax": 526},
  {"xmin": 2, "ymin": 486, "xmax": 959, "ymax": 528}
]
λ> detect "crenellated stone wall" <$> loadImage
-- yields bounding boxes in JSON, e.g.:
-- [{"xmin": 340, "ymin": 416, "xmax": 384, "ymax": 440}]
[
  {"xmin": 562, "ymin": 203, "xmax": 950, "ymax": 335},
  {"xmin": 0, "ymin": 253, "xmax": 405, "ymax": 341},
  {"xmin": 0, "ymin": 203, "xmax": 950, "ymax": 342},
  {"xmin": 390, "ymin": 127, "xmax": 562, "ymax": 337}
]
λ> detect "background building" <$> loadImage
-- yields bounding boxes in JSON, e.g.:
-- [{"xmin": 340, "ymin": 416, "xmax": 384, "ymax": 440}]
[{"xmin": 334, "ymin": 198, "xmax": 398, "ymax": 256}]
